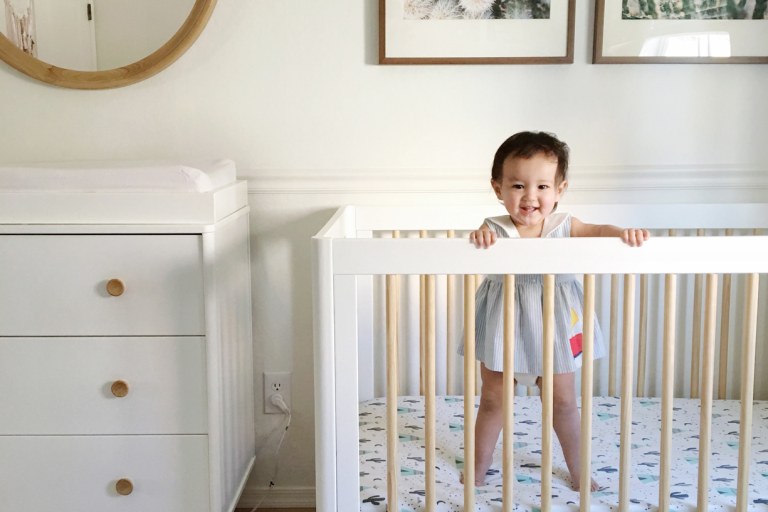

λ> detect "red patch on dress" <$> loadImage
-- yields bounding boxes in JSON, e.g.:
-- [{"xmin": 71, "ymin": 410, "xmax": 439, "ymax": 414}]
[{"xmin": 570, "ymin": 333, "xmax": 583, "ymax": 358}]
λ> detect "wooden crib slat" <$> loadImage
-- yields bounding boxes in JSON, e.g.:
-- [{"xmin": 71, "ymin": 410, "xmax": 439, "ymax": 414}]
[
  {"xmin": 420, "ymin": 274, "xmax": 425, "ymax": 396},
  {"xmin": 718, "ymin": 272, "xmax": 732, "ymax": 399},
  {"xmin": 386, "ymin": 273, "xmax": 399, "ymax": 512},
  {"xmin": 691, "ymin": 278, "xmax": 704, "ymax": 398},
  {"xmin": 420, "ymin": 230, "xmax": 428, "ymax": 396},
  {"xmin": 736, "ymin": 273, "xmax": 759, "ymax": 512},
  {"xmin": 447, "ymin": 230, "xmax": 455, "ymax": 395},
  {"xmin": 542, "ymin": 274, "xmax": 555, "ymax": 512},
  {"xmin": 719, "ymin": 229, "xmax": 734, "ymax": 399},
  {"xmin": 392, "ymin": 231, "xmax": 402, "ymax": 397},
  {"xmin": 463, "ymin": 274, "xmax": 476, "ymax": 511},
  {"xmin": 609, "ymin": 274, "xmax": 619, "ymax": 397},
  {"xmin": 636, "ymin": 274, "xmax": 649, "ymax": 397},
  {"xmin": 659, "ymin": 274, "xmax": 677, "ymax": 512},
  {"xmin": 619, "ymin": 274, "xmax": 636, "ymax": 512},
  {"xmin": 476, "ymin": 274, "xmax": 483, "ymax": 396},
  {"xmin": 425, "ymin": 275, "xmax": 436, "ymax": 512},
  {"xmin": 503, "ymin": 274, "xmax": 515, "ymax": 512},
  {"xmin": 690, "ymin": 229, "xmax": 705, "ymax": 399},
  {"xmin": 580, "ymin": 274, "xmax": 595, "ymax": 511},
  {"xmin": 697, "ymin": 274, "xmax": 718, "ymax": 510}
]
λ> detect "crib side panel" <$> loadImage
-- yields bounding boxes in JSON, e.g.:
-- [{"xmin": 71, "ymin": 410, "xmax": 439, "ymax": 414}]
[{"xmin": 346, "ymin": 228, "xmax": 768, "ymax": 401}]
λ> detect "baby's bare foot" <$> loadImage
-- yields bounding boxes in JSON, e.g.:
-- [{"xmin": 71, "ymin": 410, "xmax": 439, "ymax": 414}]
[
  {"xmin": 459, "ymin": 471, "xmax": 487, "ymax": 486},
  {"xmin": 571, "ymin": 475, "xmax": 600, "ymax": 492}
]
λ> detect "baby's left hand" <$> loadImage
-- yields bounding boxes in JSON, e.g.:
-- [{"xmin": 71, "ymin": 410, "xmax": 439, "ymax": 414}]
[{"xmin": 621, "ymin": 228, "xmax": 650, "ymax": 247}]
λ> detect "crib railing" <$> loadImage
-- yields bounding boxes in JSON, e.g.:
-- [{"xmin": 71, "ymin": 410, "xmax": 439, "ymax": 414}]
[{"xmin": 312, "ymin": 204, "xmax": 768, "ymax": 512}]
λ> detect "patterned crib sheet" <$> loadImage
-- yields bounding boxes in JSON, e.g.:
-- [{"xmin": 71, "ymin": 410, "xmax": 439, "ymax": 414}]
[{"xmin": 359, "ymin": 396, "xmax": 768, "ymax": 511}]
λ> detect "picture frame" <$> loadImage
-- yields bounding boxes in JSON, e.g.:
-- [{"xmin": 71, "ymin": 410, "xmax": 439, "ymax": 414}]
[
  {"xmin": 379, "ymin": 0, "xmax": 575, "ymax": 64},
  {"xmin": 594, "ymin": 0, "xmax": 768, "ymax": 64}
]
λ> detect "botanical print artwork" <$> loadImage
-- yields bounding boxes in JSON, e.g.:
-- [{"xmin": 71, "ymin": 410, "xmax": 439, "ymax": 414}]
[
  {"xmin": 623, "ymin": 0, "xmax": 768, "ymax": 20},
  {"xmin": 3, "ymin": 0, "xmax": 36, "ymax": 56},
  {"xmin": 403, "ymin": 0, "xmax": 551, "ymax": 20}
]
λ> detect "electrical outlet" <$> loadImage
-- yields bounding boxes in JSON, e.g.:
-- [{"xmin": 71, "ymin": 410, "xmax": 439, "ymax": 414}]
[{"xmin": 264, "ymin": 372, "xmax": 291, "ymax": 414}]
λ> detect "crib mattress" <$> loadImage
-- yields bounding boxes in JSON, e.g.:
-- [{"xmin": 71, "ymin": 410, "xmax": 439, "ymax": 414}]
[{"xmin": 359, "ymin": 396, "xmax": 768, "ymax": 511}]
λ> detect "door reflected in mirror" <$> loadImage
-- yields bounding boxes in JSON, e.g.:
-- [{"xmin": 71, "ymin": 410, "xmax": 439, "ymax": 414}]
[{"xmin": 1, "ymin": 0, "xmax": 195, "ymax": 71}]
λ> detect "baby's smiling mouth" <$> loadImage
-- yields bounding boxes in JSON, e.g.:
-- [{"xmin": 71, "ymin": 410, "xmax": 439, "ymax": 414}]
[{"xmin": 520, "ymin": 206, "xmax": 538, "ymax": 214}]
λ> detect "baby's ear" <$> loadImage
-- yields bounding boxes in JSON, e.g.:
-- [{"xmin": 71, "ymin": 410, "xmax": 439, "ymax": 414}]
[
  {"xmin": 491, "ymin": 179, "xmax": 502, "ymax": 198},
  {"xmin": 557, "ymin": 179, "xmax": 568, "ymax": 195}
]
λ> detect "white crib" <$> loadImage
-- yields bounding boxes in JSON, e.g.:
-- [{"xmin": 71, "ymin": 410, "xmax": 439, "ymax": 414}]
[{"xmin": 312, "ymin": 203, "xmax": 768, "ymax": 512}]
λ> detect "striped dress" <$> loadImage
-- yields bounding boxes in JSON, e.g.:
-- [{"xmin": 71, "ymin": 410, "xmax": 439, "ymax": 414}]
[{"xmin": 459, "ymin": 212, "xmax": 605, "ymax": 375}]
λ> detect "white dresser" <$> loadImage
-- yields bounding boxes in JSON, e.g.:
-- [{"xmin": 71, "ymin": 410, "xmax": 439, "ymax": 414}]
[{"xmin": 0, "ymin": 160, "xmax": 256, "ymax": 512}]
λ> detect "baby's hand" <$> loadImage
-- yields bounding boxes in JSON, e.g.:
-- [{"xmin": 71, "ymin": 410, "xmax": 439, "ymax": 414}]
[
  {"xmin": 470, "ymin": 227, "xmax": 496, "ymax": 248},
  {"xmin": 620, "ymin": 228, "xmax": 650, "ymax": 247}
]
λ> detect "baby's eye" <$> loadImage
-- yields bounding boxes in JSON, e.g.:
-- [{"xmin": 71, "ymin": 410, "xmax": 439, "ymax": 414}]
[
  {"xmin": 512, "ymin": 184, "xmax": 524, "ymax": 190},
  {"xmin": 538, "ymin": 185, "xmax": 549, "ymax": 190}
]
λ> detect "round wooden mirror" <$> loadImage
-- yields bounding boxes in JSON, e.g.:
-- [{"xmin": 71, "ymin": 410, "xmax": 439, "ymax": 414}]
[{"xmin": 0, "ymin": 0, "xmax": 216, "ymax": 89}]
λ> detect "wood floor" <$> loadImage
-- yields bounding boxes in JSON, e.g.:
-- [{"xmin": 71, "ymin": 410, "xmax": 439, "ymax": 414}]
[{"xmin": 235, "ymin": 509, "xmax": 314, "ymax": 512}]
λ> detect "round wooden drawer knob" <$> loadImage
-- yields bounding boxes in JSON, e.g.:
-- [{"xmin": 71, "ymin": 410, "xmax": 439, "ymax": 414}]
[
  {"xmin": 106, "ymin": 279, "xmax": 125, "ymax": 297},
  {"xmin": 115, "ymin": 478, "xmax": 133, "ymax": 496},
  {"xmin": 111, "ymin": 380, "xmax": 129, "ymax": 398}
]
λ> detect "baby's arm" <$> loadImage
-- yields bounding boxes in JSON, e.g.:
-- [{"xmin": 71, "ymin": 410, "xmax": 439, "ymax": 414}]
[
  {"xmin": 571, "ymin": 217, "xmax": 649, "ymax": 247},
  {"xmin": 469, "ymin": 223, "xmax": 496, "ymax": 248}
]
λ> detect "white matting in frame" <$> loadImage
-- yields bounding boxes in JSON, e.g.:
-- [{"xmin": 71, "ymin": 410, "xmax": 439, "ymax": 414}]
[
  {"xmin": 594, "ymin": 0, "xmax": 768, "ymax": 63},
  {"xmin": 379, "ymin": 0, "xmax": 575, "ymax": 64}
]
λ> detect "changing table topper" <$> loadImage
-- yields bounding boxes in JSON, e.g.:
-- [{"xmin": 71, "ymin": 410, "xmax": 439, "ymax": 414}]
[{"xmin": 0, "ymin": 159, "xmax": 247, "ymax": 225}]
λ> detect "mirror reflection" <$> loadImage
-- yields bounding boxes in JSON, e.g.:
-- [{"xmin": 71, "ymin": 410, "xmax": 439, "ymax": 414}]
[{"xmin": 1, "ymin": 0, "xmax": 195, "ymax": 71}]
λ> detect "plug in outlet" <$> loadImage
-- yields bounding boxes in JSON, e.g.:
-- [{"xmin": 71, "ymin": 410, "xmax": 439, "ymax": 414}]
[{"xmin": 264, "ymin": 372, "xmax": 291, "ymax": 414}]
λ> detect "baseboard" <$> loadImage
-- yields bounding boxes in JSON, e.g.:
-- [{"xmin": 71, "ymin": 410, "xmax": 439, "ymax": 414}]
[{"xmin": 237, "ymin": 486, "xmax": 316, "ymax": 509}]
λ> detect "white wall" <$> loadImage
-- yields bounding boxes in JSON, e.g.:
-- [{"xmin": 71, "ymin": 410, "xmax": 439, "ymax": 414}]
[
  {"xmin": 0, "ymin": 0, "xmax": 767, "ymax": 507},
  {"xmin": 95, "ymin": 0, "xmax": 195, "ymax": 70}
]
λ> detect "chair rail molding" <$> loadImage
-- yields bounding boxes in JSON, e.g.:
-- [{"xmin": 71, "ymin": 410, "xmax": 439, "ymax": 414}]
[{"xmin": 243, "ymin": 165, "xmax": 768, "ymax": 196}]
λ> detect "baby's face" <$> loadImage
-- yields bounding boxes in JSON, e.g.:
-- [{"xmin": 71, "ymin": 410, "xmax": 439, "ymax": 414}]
[{"xmin": 492, "ymin": 153, "xmax": 567, "ymax": 237}]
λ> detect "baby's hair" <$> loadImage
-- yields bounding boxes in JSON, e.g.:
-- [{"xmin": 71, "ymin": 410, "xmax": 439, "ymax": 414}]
[{"xmin": 491, "ymin": 131, "xmax": 570, "ymax": 184}]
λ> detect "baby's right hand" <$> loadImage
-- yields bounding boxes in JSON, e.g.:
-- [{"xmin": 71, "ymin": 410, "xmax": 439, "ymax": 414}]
[{"xmin": 470, "ymin": 227, "xmax": 496, "ymax": 248}]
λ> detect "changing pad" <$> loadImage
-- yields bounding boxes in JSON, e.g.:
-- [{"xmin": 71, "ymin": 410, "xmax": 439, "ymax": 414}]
[
  {"xmin": 0, "ymin": 158, "xmax": 246, "ymax": 226},
  {"xmin": 0, "ymin": 159, "xmax": 236, "ymax": 192}
]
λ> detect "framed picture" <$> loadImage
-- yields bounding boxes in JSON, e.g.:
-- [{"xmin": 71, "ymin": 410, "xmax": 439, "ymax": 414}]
[
  {"xmin": 594, "ymin": 0, "xmax": 768, "ymax": 63},
  {"xmin": 379, "ymin": 0, "xmax": 575, "ymax": 64}
]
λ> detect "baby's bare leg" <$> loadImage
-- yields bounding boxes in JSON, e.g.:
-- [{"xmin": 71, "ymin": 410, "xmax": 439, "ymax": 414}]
[
  {"xmin": 470, "ymin": 364, "xmax": 504, "ymax": 486},
  {"xmin": 547, "ymin": 373, "xmax": 599, "ymax": 492}
]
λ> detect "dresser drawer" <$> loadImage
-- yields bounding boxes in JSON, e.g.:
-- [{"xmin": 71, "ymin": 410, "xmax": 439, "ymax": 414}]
[
  {"xmin": 0, "ymin": 235, "xmax": 205, "ymax": 336},
  {"xmin": 0, "ymin": 337, "xmax": 207, "ymax": 435},
  {"xmin": 0, "ymin": 435, "xmax": 210, "ymax": 512}
]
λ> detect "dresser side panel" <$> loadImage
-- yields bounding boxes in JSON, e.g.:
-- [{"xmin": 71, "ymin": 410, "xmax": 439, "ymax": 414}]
[{"xmin": 204, "ymin": 209, "xmax": 257, "ymax": 512}]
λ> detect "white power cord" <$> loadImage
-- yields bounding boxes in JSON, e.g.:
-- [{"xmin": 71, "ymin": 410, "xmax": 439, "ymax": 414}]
[
  {"xmin": 270, "ymin": 393, "xmax": 291, "ymax": 415},
  {"xmin": 248, "ymin": 393, "xmax": 292, "ymax": 512}
]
